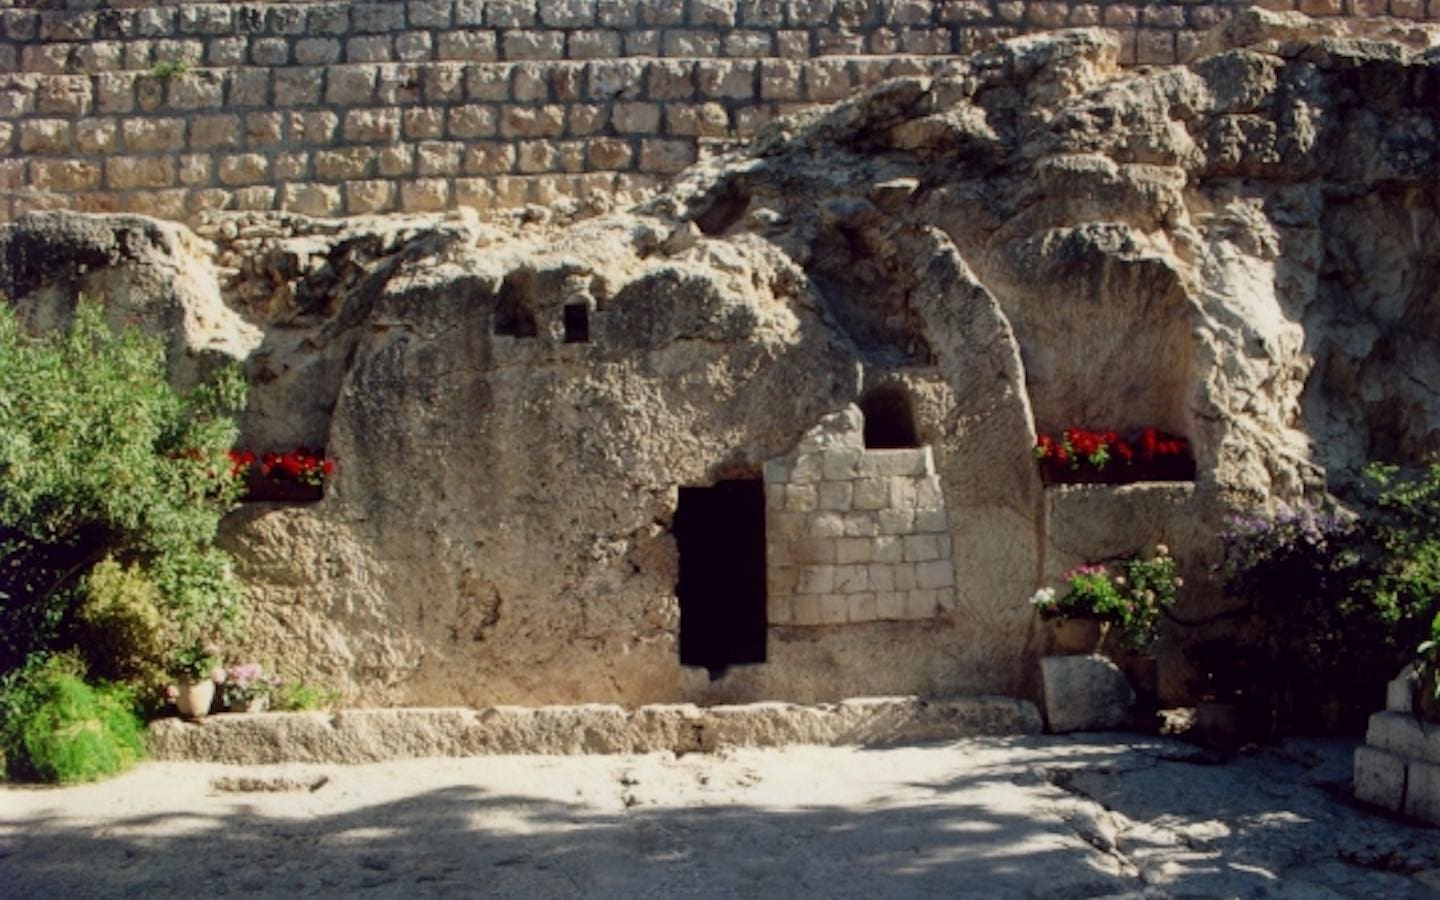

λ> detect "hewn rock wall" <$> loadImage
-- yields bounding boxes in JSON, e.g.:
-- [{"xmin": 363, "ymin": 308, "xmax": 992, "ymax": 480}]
[
  {"xmin": 1, "ymin": 1, "xmax": 1436, "ymax": 221},
  {"xmin": 5, "ymin": 13, "xmax": 1440, "ymax": 709}
]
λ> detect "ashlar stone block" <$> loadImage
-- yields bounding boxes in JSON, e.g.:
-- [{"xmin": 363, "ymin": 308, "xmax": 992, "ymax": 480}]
[
  {"xmin": 847, "ymin": 593, "xmax": 877, "ymax": 623},
  {"xmin": 877, "ymin": 591, "xmax": 907, "ymax": 620},
  {"xmin": 915, "ymin": 560, "xmax": 954, "ymax": 590},
  {"xmin": 818, "ymin": 481, "xmax": 853, "ymax": 511},
  {"xmin": 835, "ymin": 538, "xmax": 873, "ymax": 565},
  {"xmin": 841, "ymin": 512, "xmax": 877, "ymax": 537},
  {"xmin": 1353, "ymin": 745, "xmax": 1406, "ymax": 811},
  {"xmin": 1406, "ymin": 757, "xmax": 1440, "ymax": 824},
  {"xmin": 792, "ymin": 594, "xmax": 821, "ymax": 625},
  {"xmin": 805, "ymin": 512, "xmax": 844, "ymax": 539},
  {"xmin": 818, "ymin": 594, "xmax": 849, "ymax": 624},
  {"xmin": 833, "ymin": 565, "xmax": 867, "ymax": 593},
  {"xmin": 853, "ymin": 478, "xmax": 891, "ymax": 510}
]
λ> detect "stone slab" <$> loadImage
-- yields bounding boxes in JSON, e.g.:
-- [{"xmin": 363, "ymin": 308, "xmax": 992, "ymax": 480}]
[
  {"xmin": 148, "ymin": 696, "xmax": 1043, "ymax": 764},
  {"xmin": 1040, "ymin": 654, "xmax": 1135, "ymax": 733}
]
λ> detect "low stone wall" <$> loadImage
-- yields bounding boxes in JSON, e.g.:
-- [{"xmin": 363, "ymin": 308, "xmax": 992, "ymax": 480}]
[
  {"xmin": 147, "ymin": 695, "xmax": 1044, "ymax": 763},
  {"xmin": 0, "ymin": 1, "xmax": 1430, "ymax": 221},
  {"xmin": 1354, "ymin": 669, "xmax": 1440, "ymax": 823}
]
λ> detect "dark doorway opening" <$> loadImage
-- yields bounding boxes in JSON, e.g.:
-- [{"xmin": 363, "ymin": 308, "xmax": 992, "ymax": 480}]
[
  {"xmin": 563, "ymin": 303, "xmax": 590, "ymax": 343},
  {"xmin": 674, "ymin": 479, "xmax": 767, "ymax": 677},
  {"xmin": 860, "ymin": 384, "xmax": 920, "ymax": 448}
]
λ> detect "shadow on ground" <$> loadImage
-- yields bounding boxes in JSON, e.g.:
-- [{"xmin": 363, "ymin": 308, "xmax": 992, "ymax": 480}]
[{"xmin": 2, "ymin": 736, "xmax": 1436, "ymax": 899}]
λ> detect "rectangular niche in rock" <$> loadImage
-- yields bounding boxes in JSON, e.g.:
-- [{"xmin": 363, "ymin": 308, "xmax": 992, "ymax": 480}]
[
  {"xmin": 673, "ymin": 478, "xmax": 767, "ymax": 676},
  {"xmin": 1034, "ymin": 427, "xmax": 1195, "ymax": 485},
  {"xmin": 229, "ymin": 448, "xmax": 332, "ymax": 503}
]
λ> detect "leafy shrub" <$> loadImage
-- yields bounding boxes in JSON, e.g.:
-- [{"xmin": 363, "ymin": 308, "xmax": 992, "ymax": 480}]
[
  {"xmin": 0, "ymin": 299, "xmax": 246, "ymax": 676},
  {"xmin": 0, "ymin": 655, "xmax": 146, "ymax": 783},
  {"xmin": 273, "ymin": 680, "xmax": 337, "ymax": 712},
  {"xmin": 76, "ymin": 557, "xmax": 168, "ymax": 683},
  {"xmin": 1215, "ymin": 466, "xmax": 1440, "ymax": 734}
]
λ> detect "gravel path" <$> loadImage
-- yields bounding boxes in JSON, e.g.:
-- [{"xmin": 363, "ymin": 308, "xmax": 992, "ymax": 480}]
[{"xmin": 2, "ymin": 735, "xmax": 1437, "ymax": 898}]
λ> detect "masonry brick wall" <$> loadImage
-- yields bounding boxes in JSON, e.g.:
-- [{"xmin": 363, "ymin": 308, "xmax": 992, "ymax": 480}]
[
  {"xmin": 0, "ymin": 0, "xmax": 1430, "ymax": 222},
  {"xmin": 764, "ymin": 406, "xmax": 956, "ymax": 627}
]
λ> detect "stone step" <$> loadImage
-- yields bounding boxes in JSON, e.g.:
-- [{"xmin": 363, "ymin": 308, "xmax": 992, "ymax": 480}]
[{"xmin": 147, "ymin": 695, "xmax": 1043, "ymax": 764}]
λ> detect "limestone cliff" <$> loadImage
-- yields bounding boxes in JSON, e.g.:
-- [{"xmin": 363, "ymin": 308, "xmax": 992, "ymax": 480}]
[{"xmin": 4, "ymin": 12, "xmax": 1439, "ymax": 706}]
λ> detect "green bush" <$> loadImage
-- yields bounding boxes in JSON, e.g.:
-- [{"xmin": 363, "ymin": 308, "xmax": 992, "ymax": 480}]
[
  {"xmin": 1215, "ymin": 463, "xmax": 1440, "ymax": 734},
  {"xmin": 0, "ymin": 655, "xmax": 146, "ymax": 783},
  {"xmin": 77, "ymin": 557, "xmax": 168, "ymax": 683},
  {"xmin": 0, "ymin": 299, "xmax": 246, "ymax": 676}
]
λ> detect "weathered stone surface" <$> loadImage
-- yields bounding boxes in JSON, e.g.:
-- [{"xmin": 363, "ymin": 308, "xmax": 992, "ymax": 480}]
[
  {"xmin": 5, "ymin": 17, "xmax": 1440, "ymax": 709},
  {"xmin": 147, "ymin": 696, "xmax": 1042, "ymax": 763},
  {"xmin": 1041, "ymin": 655, "xmax": 1135, "ymax": 732}
]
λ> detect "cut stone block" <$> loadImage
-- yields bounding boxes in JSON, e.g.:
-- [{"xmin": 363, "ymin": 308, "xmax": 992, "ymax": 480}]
[
  {"xmin": 1354, "ymin": 745, "xmax": 1406, "ymax": 812},
  {"xmin": 1366, "ymin": 711, "xmax": 1440, "ymax": 764},
  {"xmin": 1041, "ymin": 654, "xmax": 1135, "ymax": 733},
  {"xmin": 1388, "ymin": 664, "xmax": 1419, "ymax": 713},
  {"xmin": 1406, "ymin": 757, "xmax": 1440, "ymax": 824}
]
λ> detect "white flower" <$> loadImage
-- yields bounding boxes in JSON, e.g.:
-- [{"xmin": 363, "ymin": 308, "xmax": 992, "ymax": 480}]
[
  {"xmin": 1114, "ymin": 576, "xmax": 1126, "ymax": 586},
  {"xmin": 1155, "ymin": 543, "xmax": 1170, "ymax": 556},
  {"xmin": 1030, "ymin": 587, "xmax": 1056, "ymax": 607},
  {"xmin": 1173, "ymin": 577, "xmax": 1184, "ymax": 588}
]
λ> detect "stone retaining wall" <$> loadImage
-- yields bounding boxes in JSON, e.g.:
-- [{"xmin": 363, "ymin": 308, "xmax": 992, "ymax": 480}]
[
  {"xmin": 0, "ymin": 1, "xmax": 1431, "ymax": 220},
  {"xmin": 147, "ymin": 695, "xmax": 1044, "ymax": 763}
]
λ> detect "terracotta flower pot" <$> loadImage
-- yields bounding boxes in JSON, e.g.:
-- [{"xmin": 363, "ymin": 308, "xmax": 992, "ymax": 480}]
[
  {"xmin": 175, "ymin": 678, "xmax": 216, "ymax": 719},
  {"xmin": 1050, "ymin": 618, "xmax": 1110, "ymax": 654}
]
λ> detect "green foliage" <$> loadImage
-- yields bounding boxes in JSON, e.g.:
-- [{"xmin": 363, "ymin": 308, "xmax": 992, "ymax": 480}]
[
  {"xmin": 1032, "ymin": 546, "xmax": 1179, "ymax": 651},
  {"xmin": 149, "ymin": 60, "xmax": 190, "ymax": 79},
  {"xmin": 0, "ymin": 654, "xmax": 146, "ymax": 783},
  {"xmin": 272, "ymin": 679, "xmax": 337, "ymax": 712},
  {"xmin": 0, "ymin": 299, "xmax": 246, "ymax": 677},
  {"xmin": 77, "ymin": 557, "xmax": 167, "ymax": 683},
  {"xmin": 168, "ymin": 639, "xmax": 221, "ymax": 682},
  {"xmin": 1215, "ymin": 465, "xmax": 1440, "ymax": 734}
]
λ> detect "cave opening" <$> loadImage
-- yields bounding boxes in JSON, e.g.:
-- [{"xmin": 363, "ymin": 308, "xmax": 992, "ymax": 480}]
[
  {"xmin": 563, "ymin": 303, "xmax": 590, "ymax": 343},
  {"xmin": 673, "ymin": 479, "xmax": 767, "ymax": 677},
  {"xmin": 860, "ymin": 384, "xmax": 920, "ymax": 449}
]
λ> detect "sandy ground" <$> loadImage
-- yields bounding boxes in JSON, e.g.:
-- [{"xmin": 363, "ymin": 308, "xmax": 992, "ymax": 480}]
[{"xmin": 1, "ymin": 734, "xmax": 1437, "ymax": 899}]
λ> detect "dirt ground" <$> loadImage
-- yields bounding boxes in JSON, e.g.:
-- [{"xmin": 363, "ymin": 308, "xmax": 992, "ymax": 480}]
[{"xmin": 2, "ymin": 734, "xmax": 1437, "ymax": 899}]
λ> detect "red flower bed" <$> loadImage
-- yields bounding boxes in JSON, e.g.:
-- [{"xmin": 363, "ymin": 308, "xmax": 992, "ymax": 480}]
[
  {"xmin": 1034, "ymin": 427, "xmax": 1194, "ymax": 485},
  {"xmin": 228, "ymin": 447, "xmax": 335, "ymax": 502}
]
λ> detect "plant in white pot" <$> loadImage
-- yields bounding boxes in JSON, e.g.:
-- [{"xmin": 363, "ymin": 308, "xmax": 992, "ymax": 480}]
[{"xmin": 167, "ymin": 642, "xmax": 224, "ymax": 720}]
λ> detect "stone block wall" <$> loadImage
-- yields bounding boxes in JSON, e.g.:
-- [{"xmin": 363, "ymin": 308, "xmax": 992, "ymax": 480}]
[
  {"xmin": 764, "ymin": 406, "xmax": 956, "ymax": 627},
  {"xmin": 1354, "ymin": 669, "xmax": 1440, "ymax": 823},
  {"xmin": 0, "ymin": 1, "xmax": 1431, "ymax": 222}
]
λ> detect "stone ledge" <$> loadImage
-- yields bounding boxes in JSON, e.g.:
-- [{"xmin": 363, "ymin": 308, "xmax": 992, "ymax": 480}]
[{"xmin": 147, "ymin": 695, "xmax": 1043, "ymax": 764}]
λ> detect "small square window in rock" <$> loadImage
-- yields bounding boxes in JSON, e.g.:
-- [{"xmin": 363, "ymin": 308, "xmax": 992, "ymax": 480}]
[{"xmin": 563, "ymin": 303, "xmax": 590, "ymax": 343}]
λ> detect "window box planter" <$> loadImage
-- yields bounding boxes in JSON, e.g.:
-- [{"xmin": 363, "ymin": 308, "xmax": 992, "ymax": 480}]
[
  {"xmin": 229, "ymin": 448, "xmax": 332, "ymax": 503},
  {"xmin": 1035, "ymin": 427, "xmax": 1195, "ymax": 485}
]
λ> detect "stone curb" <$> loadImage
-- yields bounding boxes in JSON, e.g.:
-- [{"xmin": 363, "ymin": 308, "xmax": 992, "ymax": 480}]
[{"xmin": 147, "ymin": 695, "xmax": 1042, "ymax": 764}]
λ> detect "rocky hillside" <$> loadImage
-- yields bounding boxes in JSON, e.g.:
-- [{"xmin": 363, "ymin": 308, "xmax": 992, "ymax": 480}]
[{"xmin": 3, "ymin": 12, "xmax": 1439, "ymax": 706}]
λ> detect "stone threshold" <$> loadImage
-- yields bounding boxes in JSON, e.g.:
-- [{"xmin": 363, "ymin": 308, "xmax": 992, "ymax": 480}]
[{"xmin": 147, "ymin": 695, "xmax": 1042, "ymax": 764}]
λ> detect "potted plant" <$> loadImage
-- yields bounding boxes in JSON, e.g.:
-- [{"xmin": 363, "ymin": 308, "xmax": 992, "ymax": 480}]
[
  {"xmin": 1031, "ymin": 544, "xmax": 1182, "ymax": 685},
  {"xmin": 220, "ymin": 663, "xmax": 281, "ymax": 713},
  {"xmin": 168, "ymin": 642, "xmax": 225, "ymax": 719}
]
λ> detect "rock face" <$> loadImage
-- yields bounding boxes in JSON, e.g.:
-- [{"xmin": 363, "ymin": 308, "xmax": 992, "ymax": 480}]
[{"xmin": 5, "ymin": 13, "xmax": 1440, "ymax": 707}]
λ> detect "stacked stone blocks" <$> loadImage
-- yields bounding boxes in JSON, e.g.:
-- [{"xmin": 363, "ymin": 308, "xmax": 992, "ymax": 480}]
[
  {"xmin": 1353, "ymin": 667, "xmax": 1440, "ymax": 823},
  {"xmin": 764, "ymin": 406, "xmax": 956, "ymax": 627},
  {"xmin": 0, "ymin": 1, "xmax": 1432, "ymax": 221}
]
